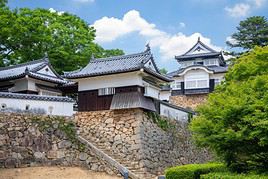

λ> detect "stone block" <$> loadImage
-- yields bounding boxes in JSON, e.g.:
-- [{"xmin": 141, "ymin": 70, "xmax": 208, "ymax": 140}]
[
  {"xmin": 79, "ymin": 152, "xmax": 88, "ymax": 161},
  {"xmin": 34, "ymin": 152, "xmax": 45, "ymax": 159},
  {"xmin": 47, "ymin": 150, "xmax": 57, "ymax": 159},
  {"xmin": 32, "ymin": 136, "xmax": 50, "ymax": 152},
  {"xmin": 47, "ymin": 150, "xmax": 65, "ymax": 159},
  {"xmin": 91, "ymin": 163, "xmax": 99, "ymax": 171},
  {"xmin": 58, "ymin": 140, "xmax": 72, "ymax": 149},
  {"xmin": 11, "ymin": 152, "xmax": 23, "ymax": 160},
  {"xmin": 0, "ymin": 150, "xmax": 7, "ymax": 160},
  {"xmin": 105, "ymin": 118, "xmax": 113, "ymax": 124},
  {"xmin": 5, "ymin": 158, "xmax": 21, "ymax": 168},
  {"xmin": 114, "ymin": 134, "xmax": 121, "ymax": 141}
]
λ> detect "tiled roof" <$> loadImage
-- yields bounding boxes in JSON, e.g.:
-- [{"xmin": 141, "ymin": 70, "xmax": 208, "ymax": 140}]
[
  {"xmin": 64, "ymin": 49, "xmax": 172, "ymax": 82},
  {"xmin": 175, "ymin": 38, "xmax": 225, "ymax": 65},
  {"xmin": 182, "ymin": 39, "xmax": 217, "ymax": 56},
  {"xmin": 110, "ymin": 92, "xmax": 156, "ymax": 111},
  {"xmin": 161, "ymin": 85, "xmax": 171, "ymax": 91},
  {"xmin": 0, "ymin": 92, "xmax": 74, "ymax": 102},
  {"xmin": 28, "ymin": 72, "xmax": 67, "ymax": 84},
  {"xmin": 64, "ymin": 50, "xmax": 151, "ymax": 78},
  {"xmin": 0, "ymin": 57, "xmax": 70, "ymax": 84},
  {"xmin": 167, "ymin": 65, "xmax": 228, "ymax": 77},
  {"xmin": 167, "ymin": 70, "xmax": 181, "ymax": 78},
  {"xmin": 207, "ymin": 65, "xmax": 228, "ymax": 73},
  {"xmin": 158, "ymin": 100, "xmax": 195, "ymax": 114},
  {"xmin": 175, "ymin": 52, "xmax": 221, "ymax": 60},
  {"xmin": 0, "ymin": 59, "xmax": 47, "ymax": 80}
]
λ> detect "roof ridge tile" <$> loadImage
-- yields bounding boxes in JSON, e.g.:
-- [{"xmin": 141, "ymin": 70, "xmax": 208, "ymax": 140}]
[{"xmin": 0, "ymin": 58, "xmax": 47, "ymax": 71}]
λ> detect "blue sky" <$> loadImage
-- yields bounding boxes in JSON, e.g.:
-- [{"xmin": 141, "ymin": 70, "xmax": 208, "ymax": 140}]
[{"xmin": 7, "ymin": 0, "xmax": 268, "ymax": 72}]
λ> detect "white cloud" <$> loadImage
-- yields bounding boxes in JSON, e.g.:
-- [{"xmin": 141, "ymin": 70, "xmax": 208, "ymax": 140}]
[
  {"xmin": 92, "ymin": 10, "xmax": 222, "ymax": 60},
  {"xmin": 249, "ymin": 0, "xmax": 266, "ymax": 7},
  {"xmin": 226, "ymin": 36, "xmax": 238, "ymax": 46},
  {"xmin": 92, "ymin": 10, "xmax": 164, "ymax": 42},
  {"xmin": 179, "ymin": 22, "xmax": 186, "ymax": 28},
  {"xmin": 225, "ymin": 3, "xmax": 250, "ymax": 17},
  {"xmin": 225, "ymin": 0, "xmax": 266, "ymax": 18},
  {"xmin": 49, "ymin": 8, "xmax": 56, "ymax": 13},
  {"xmin": 49, "ymin": 8, "xmax": 64, "ymax": 16}
]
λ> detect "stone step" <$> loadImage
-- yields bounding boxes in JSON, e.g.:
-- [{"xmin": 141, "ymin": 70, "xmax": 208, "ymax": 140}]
[
  {"xmin": 120, "ymin": 162, "xmax": 139, "ymax": 167},
  {"xmin": 79, "ymin": 138, "xmax": 155, "ymax": 179}
]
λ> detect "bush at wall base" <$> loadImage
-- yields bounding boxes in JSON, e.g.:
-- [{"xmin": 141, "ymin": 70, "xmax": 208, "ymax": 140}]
[
  {"xmin": 201, "ymin": 172, "xmax": 268, "ymax": 179},
  {"xmin": 165, "ymin": 163, "xmax": 226, "ymax": 179}
]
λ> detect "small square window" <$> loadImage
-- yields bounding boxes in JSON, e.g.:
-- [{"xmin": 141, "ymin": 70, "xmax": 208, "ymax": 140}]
[
  {"xmin": 171, "ymin": 81, "xmax": 181, "ymax": 90},
  {"xmin": 195, "ymin": 61, "xmax": 204, "ymax": 65},
  {"xmin": 98, "ymin": 87, "xmax": 115, "ymax": 96}
]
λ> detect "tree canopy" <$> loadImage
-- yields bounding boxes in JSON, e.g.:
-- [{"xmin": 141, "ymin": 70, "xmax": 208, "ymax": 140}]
[
  {"xmin": 0, "ymin": 6, "xmax": 123, "ymax": 73},
  {"xmin": 190, "ymin": 46, "xmax": 268, "ymax": 172},
  {"xmin": 227, "ymin": 16, "xmax": 268, "ymax": 50},
  {"xmin": 159, "ymin": 68, "xmax": 168, "ymax": 75}
]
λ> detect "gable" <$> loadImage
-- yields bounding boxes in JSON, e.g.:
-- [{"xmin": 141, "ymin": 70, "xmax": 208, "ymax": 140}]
[
  {"xmin": 37, "ymin": 65, "xmax": 57, "ymax": 77},
  {"xmin": 144, "ymin": 59, "xmax": 158, "ymax": 72},
  {"xmin": 182, "ymin": 39, "xmax": 217, "ymax": 56},
  {"xmin": 187, "ymin": 44, "xmax": 211, "ymax": 55}
]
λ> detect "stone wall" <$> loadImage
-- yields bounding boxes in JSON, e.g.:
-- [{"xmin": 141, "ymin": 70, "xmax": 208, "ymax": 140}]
[
  {"xmin": 76, "ymin": 109, "xmax": 212, "ymax": 176},
  {"xmin": 170, "ymin": 94, "xmax": 208, "ymax": 110},
  {"xmin": 0, "ymin": 109, "xmax": 213, "ymax": 177},
  {"xmin": 139, "ymin": 113, "xmax": 211, "ymax": 174},
  {"xmin": 76, "ymin": 109, "xmax": 142, "ymax": 164},
  {"xmin": 0, "ymin": 113, "xmax": 118, "ymax": 176}
]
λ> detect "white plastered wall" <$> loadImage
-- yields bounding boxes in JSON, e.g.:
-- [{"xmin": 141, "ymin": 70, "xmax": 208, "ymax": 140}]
[
  {"xmin": 159, "ymin": 91, "xmax": 171, "ymax": 101},
  {"xmin": 160, "ymin": 103, "xmax": 189, "ymax": 122},
  {"xmin": 77, "ymin": 72, "xmax": 143, "ymax": 91},
  {"xmin": 184, "ymin": 69, "xmax": 209, "ymax": 89},
  {"xmin": 0, "ymin": 97, "xmax": 74, "ymax": 116}
]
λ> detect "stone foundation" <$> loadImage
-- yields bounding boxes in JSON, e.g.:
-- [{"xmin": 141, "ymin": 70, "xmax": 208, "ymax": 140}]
[
  {"xmin": 76, "ymin": 109, "xmax": 212, "ymax": 175},
  {"xmin": 170, "ymin": 94, "xmax": 208, "ymax": 110},
  {"xmin": 0, "ymin": 113, "xmax": 118, "ymax": 176},
  {"xmin": 0, "ymin": 109, "xmax": 213, "ymax": 177}
]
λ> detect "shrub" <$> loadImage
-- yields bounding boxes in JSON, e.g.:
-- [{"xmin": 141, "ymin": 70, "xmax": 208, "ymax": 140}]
[
  {"xmin": 165, "ymin": 163, "xmax": 226, "ymax": 179},
  {"xmin": 201, "ymin": 172, "xmax": 268, "ymax": 179},
  {"xmin": 190, "ymin": 46, "xmax": 268, "ymax": 172}
]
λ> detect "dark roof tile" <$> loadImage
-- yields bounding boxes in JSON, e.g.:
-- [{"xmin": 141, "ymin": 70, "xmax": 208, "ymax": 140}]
[
  {"xmin": 0, "ymin": 92, "xmax": 74, "ymax": 102},
  {"xmin": 64, "ymin": 49, "xmax": 172, "ymax": 82}
]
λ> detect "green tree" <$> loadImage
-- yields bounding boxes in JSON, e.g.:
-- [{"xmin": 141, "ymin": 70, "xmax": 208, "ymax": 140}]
[
  {"xmin": 0, "ymin": 7, "xmax": 124, "ymax": 73},
  {"xmin": 190, "ymin": 46, "xmax": 268, "ymax": 172},
  {"xmin": 227, "ymin": 16, "xmax": 268, "ymax": 50},
  {"xmin": 159, "ymin": 68, "xmax": 168, "ymax": 75},
  {"xmin": 0, "ymin": 0, "xmax": 7, "ymax": 8}
]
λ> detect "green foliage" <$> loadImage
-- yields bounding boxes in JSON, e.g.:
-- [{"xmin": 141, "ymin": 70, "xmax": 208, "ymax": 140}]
[
  {"xmin": 0, "ymin": 0, "xmax": 7, "ymax": 8},
  {"xmin": 31, "ymin": 116, "xmax": 85, "ymax": 151},
  {"xmin": 190, "ymin": 46, "xmax": 268, "ymax": 172},
  {"xmin": 225, "ymin": 46, "xmax": 268, "ymax": 81},
  {"xmin": 227, "ymin": 16, "xmax": 268, "ymax": 50},
  {"xmin": 159, "ymin": 68, "xmax": 168, "ymax": 75},
  {"xmin": 146, "ymin": 112, "xmax": 175, "ymax": 131},
  {"xmin": 0, "ymin": 7, "xmax": 124, "ymax": 72},
  {"xmin": 201, "ymin": 172, "xmax": 268, "ymax": 179},
  {"xmin": 165, "ymin": 163, "xmax": 226, "ymax": 179}
]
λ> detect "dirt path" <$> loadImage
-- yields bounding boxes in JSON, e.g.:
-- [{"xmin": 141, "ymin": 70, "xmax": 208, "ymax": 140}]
[{"xmin": 0, "ymin": 166, "xmax": 122, "ymax": 179}]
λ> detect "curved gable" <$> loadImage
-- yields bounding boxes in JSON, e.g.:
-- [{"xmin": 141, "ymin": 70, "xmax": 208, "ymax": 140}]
[
  {"xmin": 178, "ymin": 66, "xmax": 214, "ymax": 76},
  {"xmin": 37, "ymin": 65, "xmax": 58, "ymax": 78}
]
